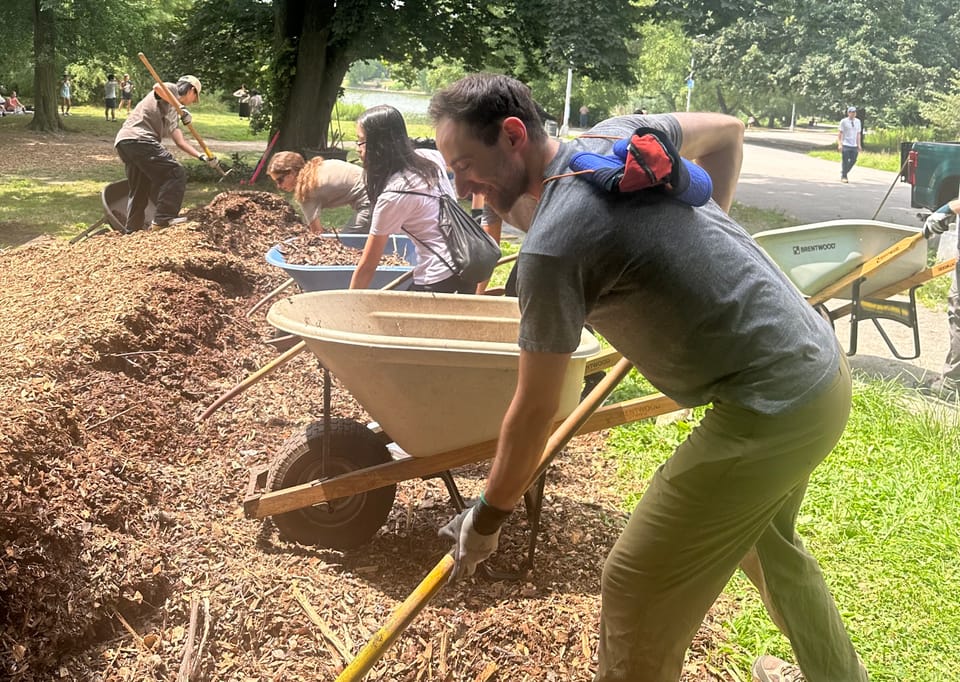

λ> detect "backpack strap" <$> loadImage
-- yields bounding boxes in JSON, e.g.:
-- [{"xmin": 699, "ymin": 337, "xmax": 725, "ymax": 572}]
[{"xmin": 381, "ymin": 190, "xmax": 457, "ymax": 275}]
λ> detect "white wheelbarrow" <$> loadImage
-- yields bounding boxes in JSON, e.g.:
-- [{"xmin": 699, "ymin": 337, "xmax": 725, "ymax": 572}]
[
  {"xmin": 243, "ymin": 290, "xmax": 676, "ymax": 566},
  {"xmin": 755, "ymin": 219, "xmax": 956, "ymax": 359}
]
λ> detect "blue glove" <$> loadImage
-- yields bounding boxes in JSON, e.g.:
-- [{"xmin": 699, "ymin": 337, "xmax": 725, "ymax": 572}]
[
  {"xmin": 179, "ymin": 108, "xmax": 192, "ymax": 126},
  {"xmin": 923, "ymin": 209, "xmax": 955, "ymax": 239},
  {"xmin": 438, "ymin": 502, "xmax": 505, "ymax": 581}
]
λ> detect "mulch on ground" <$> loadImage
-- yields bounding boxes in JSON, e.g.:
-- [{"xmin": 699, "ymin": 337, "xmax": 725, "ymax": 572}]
[{"xmin": 1, "ymin": 190, "xmax": 734, "ymax": 681}]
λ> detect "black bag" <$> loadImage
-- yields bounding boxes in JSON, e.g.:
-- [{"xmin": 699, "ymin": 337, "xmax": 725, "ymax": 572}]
[{"xmin": 388, "ymin": 190, "xmax": 501, "ymax": 285}]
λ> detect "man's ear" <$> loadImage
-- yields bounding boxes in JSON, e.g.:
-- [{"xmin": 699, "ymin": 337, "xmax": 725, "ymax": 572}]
[{"xmin": 501, "ymin": 117, "xmax": 528, "ymax": 149}]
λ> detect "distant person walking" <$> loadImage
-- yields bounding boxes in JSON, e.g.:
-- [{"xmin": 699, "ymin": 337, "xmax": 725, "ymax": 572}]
[
  {"xmin": 579, "ymin": 104, "xmax": 590, "ymax": 128},
  {"xmin": 837, "ymin": 106, "xmax": 862, "ymax": 183},
  {"xmin": 59, "ymin": 75, "xmax": 72, "ymax": 116},
  {"xmin": 104, "ymin": 74, "xmax": 118, "ymax": 121}
]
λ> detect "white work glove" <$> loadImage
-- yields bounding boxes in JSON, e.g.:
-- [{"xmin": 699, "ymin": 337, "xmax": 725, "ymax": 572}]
[
  {"xmin": 198, "ymin": 153, "xmax": 220, "ymax": 169},
  {"xmin": 179, "ymin": 107, "xmax": 192, "ymax": 126},
  {"xmin": 438, "ymin": 503, "xmax": 504, "ymax": 581},
  {"xmin": 923, "ymin": 209, "xmax": 955, "ymax": 239}
]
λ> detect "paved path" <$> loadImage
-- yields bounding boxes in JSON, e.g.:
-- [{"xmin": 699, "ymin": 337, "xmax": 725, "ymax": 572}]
[{"xmin": 737, "ymin": 133, "xmax": 918, "ymax": 226}]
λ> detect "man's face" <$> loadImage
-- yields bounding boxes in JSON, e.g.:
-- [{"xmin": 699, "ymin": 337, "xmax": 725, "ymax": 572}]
[
  {"xmin": 848, "ymin": 110, "xmax": 857, "ymax": 119},
  {"xmin": 435, "ymin": 117, "xmax": 529, "ymax": 217}
]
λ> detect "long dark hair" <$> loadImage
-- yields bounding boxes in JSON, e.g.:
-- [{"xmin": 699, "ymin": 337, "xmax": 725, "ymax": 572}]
[{"xmin": 357, "ymin": 105, "xmax": 439, "ymax": 202}]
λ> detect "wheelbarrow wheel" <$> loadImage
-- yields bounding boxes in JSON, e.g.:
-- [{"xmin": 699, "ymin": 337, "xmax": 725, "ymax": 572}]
[{"xmin": 267, "ymin": 419, "xmax": 396, "ymax": 549}]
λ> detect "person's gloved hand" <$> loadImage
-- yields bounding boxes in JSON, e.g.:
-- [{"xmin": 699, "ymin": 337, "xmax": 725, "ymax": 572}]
[
  {"xmin": 198, "ymin": 153, "xmax": 220, "ymax": 169},
  {"xmin": 438, "ymin": 503, "xmax": 503, "ymax": 581},
  {"xmin": 179, "ymin": 108, "xmax": 192, "ymax": 126},
  {"xmin": 923, "ymin": 209, "xmax": 955, "ymax": 239}
]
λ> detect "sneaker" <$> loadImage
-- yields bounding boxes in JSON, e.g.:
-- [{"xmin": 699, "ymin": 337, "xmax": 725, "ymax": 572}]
[
  {"xmin": 840, "ymin": 177, "xmax": 848, "ymax": 183},
  {"xmin": 918, "ymin": 375, "xmax": 960, "ymax": 402},
  {"xmin": 149, "ymin": 216, "xmax": 188, "ymax": 229},
  {"xmin": 752, "ymin": 655, "xmax": 805, "ymax": 682}
]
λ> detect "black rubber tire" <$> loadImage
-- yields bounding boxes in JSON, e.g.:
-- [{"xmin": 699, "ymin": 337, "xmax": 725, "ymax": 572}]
[{"xmin": 266, "ymin": 419, "xmax": 396, "ymax": 549}]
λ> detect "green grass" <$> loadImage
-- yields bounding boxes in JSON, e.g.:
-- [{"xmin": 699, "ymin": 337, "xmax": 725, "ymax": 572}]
[
  {"xmin": 918, "ymin": 272, "xmax": 952, "ymax": 310},
  {"xmin": 31, "ymin": 103, "xmax": 269, "ymax": 142},
  {"xmin": 730, "ymin": 201, "xmax": 796, "ymax": 234},
  {"xmin": 605, "ymin": 377, "xmax": 960, "ymax": 681},
  {"xmin": 808, "ymin": 149, "xmax": 902, "ymax": 173}
]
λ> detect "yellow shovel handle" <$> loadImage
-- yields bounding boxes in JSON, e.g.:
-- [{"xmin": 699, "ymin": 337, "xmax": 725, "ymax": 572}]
[{"xmin": 335, "ymin": 554, "xmax": 455, "ymax": 682}]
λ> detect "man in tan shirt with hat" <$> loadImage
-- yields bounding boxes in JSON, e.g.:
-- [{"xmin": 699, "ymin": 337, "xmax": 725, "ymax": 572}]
[{"xmin": 114, "ymin": 75, "xmax": 219, "ymax": 233}]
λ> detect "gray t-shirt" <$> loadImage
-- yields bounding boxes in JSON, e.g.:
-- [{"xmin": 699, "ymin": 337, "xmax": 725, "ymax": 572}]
[
  {"xmin": 114, "ymin": 84, "xmax": 179, "ymax": 145},
  {"xmin": 517, "ymin": 114, "xmax": 839, "ymax": 414},
  {"xmin": 105, "ymin": 80, "xmax": 118, "ymax": 99}
]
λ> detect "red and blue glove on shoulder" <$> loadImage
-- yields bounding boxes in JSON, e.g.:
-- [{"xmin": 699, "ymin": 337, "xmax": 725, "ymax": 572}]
[{"xmin": 569, "ymin": 127, "xmax": 713, "ymax": 206}]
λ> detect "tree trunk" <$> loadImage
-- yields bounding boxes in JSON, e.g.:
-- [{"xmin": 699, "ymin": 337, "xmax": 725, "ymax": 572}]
[
  {"xmin": 273, "ymin": 0, "xmax": 351, "ymax": 155},
  {"xmin": 29, "ymin": 0, "xmax": 61, "ymax": 132},
  {"xmin": 714, "ymin": 84, "xmax": 730, "ymax": 115}
]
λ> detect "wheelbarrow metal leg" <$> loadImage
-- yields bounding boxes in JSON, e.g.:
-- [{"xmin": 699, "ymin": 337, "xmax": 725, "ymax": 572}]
[{"xmin": 432, "ymin": 470, "xmax": 468, "ymax": 512}]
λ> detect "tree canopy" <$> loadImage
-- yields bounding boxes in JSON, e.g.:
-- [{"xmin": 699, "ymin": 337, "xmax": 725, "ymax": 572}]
[
  {"xmin": 7, "ymin": 0, "xmax": 960, "ymax": 137},
  {"xmin": 171, "ymin": 0, "xmax": 644, "ymax": 152},
  {"xmin": 649, "ymin": 0, "xmax": 960, "ymax": 126}
]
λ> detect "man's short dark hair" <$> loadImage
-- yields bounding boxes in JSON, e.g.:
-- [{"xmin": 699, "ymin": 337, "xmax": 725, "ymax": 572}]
[{"xmin": 429, "ymin": 73, "xmax": 547, "ymax": 146}]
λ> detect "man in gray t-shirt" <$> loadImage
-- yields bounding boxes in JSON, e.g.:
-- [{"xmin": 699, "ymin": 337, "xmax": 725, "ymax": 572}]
[
  {"xmin": 430, "ymin": 74, "xmax": 867, "ymax": 682},
  {"xmin": 114, "ymin": 75, "xmax": 218, "ymax": 232}
]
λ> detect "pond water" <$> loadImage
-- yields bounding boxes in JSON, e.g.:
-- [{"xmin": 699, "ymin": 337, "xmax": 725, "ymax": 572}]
[{"xmin": 341, "ymin": 87, "xmax": 431, "ymax": 115}]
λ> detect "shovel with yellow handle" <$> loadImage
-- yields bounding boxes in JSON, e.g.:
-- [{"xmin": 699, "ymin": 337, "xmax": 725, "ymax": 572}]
[{"xmin": 335, "ymin": 356, "xmax": 636, "ymax": 681}]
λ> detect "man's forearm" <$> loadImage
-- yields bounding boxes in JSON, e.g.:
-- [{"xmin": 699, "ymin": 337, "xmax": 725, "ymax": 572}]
[
  {"xmin": 483, "ymin": 407, "xmax": 554, "ymax": 510},
  {"xmin": 171, "ymin": 130, "xmax": 199, "ymax": 158},
  {"xmin": 673, "ymin": 112, "xmax": 743, "ymax": 213},
  {"xmin": 483, "ymin": 351, "xmax": 571, "ymax": 510}
]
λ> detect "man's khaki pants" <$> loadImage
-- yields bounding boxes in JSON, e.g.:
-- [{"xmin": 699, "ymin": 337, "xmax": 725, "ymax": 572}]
[{"xmin": 595, "ymin": 355, "xmax": 867, "ymax": 682}]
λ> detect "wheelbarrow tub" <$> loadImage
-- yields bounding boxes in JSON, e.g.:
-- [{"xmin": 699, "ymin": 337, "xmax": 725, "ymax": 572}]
[
  {"xmin": 754, "ymin": 220, "xmax": 926, "ymax": 299},
  {"xmin": 266, "ymin": 234, "xmax": 417, "ymax": 291},
  {"xmin": 267, "ymin": 290, "xmax": 601, "ymax": 458},
  {"xmin": 103, "ymin": 179, "xmax": 155, "ymax": 230}
]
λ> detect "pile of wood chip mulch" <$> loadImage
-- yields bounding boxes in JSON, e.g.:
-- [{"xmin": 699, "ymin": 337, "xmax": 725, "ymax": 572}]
[{"xmin": 0, "ymin": 191, "xmax": 734, "ymax": 681}]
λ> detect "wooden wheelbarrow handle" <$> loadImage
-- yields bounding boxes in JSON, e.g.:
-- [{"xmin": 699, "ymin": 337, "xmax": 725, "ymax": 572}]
[
  {"xmin": 335, "ymin": 356, "xmax": 635, "ymax": 682},
  {"xmin": 197, "ymin": 340, "xmax": 306, "ymax": 422},
  {"xmin": 247, "ymin": 277, "xmax": 296, "ymax": 318},
  {"xmin": 806, "ymin": 232, "xmax": 925, "ymax": 307}
]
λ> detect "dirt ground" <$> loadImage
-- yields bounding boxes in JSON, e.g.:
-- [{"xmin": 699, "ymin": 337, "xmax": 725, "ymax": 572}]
[{"xmin": 1, "ymin": 189, "xmax": 741, "ymax": 682}]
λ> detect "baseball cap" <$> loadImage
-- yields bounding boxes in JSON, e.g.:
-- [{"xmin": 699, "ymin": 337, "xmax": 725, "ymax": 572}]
[
  {"xmin": 178, "ymin": 75, "xmax": 202, "ymax": 101},
  {"xmin": 847, "ymin": 106, "xmax": 857, "ymax": 112}
]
